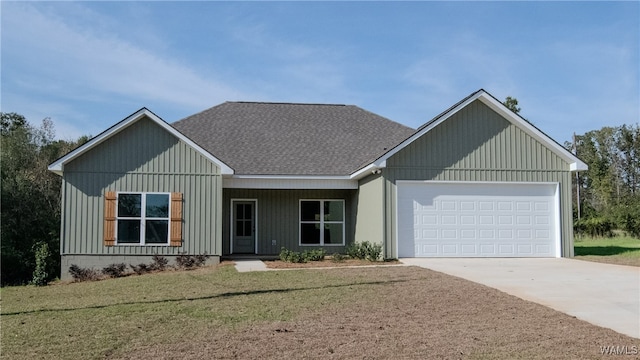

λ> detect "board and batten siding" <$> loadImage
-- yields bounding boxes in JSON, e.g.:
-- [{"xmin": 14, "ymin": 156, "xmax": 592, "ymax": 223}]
[
  {"xmin": 354, "ymin": 174, "xmax": 384, "ymax": 246},
  {"xmin": 60, "ymin": 116, "xmax": 222, "ymax": 256},
  {"xmin": 382, "ymin": 99, "xmax": 575, "ymax": 258},
  {"xmin": 222, "ymin": 189, "xmax": 357, "ymax": 255}
]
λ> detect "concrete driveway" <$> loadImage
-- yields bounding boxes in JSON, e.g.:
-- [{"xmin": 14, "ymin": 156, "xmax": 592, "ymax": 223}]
[{"xmin": 400, "ymin": 258, "xmax": 640, "ymax": 339}]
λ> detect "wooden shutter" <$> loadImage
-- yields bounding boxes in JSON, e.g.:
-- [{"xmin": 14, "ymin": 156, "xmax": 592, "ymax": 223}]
[
  {"xmin": 104, "ymin": 191, "xmax": 117, "ymax": 246},
  {"xmin": 170, "ymin": 192, "xmax": 183, "ymax": 247}
]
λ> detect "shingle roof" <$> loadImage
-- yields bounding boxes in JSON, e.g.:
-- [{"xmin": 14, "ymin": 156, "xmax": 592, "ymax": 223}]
[{"xmin": 172, "ymin": 102, "xmax": 416, "ymax": 176}]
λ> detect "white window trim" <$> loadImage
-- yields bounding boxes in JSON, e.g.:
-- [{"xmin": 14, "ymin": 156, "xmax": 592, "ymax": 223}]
[
  {"xmin": 299, "ymin": 199, "xmax": 345, "ymax": 246},
  {"xmin": 115, "ymin": 192, "xmax": 171, "ymax": 246}
]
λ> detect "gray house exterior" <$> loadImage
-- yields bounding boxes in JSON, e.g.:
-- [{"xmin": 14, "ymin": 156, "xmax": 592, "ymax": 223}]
[{"xmin": 49, "ymin": 89, "xmax": 587, "ymax": 279}]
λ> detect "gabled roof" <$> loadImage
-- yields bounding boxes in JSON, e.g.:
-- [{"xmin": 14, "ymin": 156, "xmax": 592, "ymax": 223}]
[
  {"xmin": 172, "ymin": 102, "xmax": 415, "ymax": 176},
  {"xmin": 48, "ymin": 108, "xmax": 234, "ymax": 175},
  {"xmin": 363, "ymin": 89, "xmax": 588, "ymax": 172}
]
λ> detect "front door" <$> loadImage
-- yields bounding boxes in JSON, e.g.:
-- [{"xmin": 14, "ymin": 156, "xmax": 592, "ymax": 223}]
[{"xmin": 232, "ymin": 200, "xmax": 256, "ymax": 254}]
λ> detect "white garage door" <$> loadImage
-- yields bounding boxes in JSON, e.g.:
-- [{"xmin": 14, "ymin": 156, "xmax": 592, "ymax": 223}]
[{"xmin": 397, "ymin": 182, "xmax": 559, "ymax": 258}]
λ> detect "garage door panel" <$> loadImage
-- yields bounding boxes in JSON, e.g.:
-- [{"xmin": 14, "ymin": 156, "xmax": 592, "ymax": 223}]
[
  {"xmin": 461, "ymin": 229, "xmax": 476, "ymax": 239},
  {"xmin": 480, "ymin": 244, "xmax": 496, "ymax": 255},
  {"xmin": 441, "ymin": 201, "xmax": 456, "ymax": 211},
  {"xmin": 499, "ymin": 244, "xmax": 515, "ymax": 255},
  {"xmin": 461, "ymin": 244, "xmax": 476, "ymax": 255},
  {"xmin": 397, "ymin": 182, "xmax": 558, "ymax": 258}
]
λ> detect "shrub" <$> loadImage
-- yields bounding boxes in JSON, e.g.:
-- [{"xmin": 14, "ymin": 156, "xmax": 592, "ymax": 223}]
[
  {"xmin": 31, "ymin": 242, "xmax": 50, "ymax": 286},
  {"xmin": 346, "ymin": 242, "xmax": 367, "ymax": 260},
  {"xmin": 616, "ymin": 202, "xmax": 640, "ymax": 238},
  {"xmin": 175, "ymin": 252, "xmax": 209, "ymax": 269},
  {"xmin": 364, "ymin": 242, "xmax": 383, "ymax": 261},
  {"xmin": 346, "ymin": 241, "xmax": 383, "ymax": 261},
  {"xmin": 280, "ymin": 248, "xmax": 326, "ymax": 263},
  {"xmin": 623, "ymin": 214, "xmax": 640, "ymax": 238},
  {"xmin": 302, "ymin": 248, "xmax": 326, "ymax": 262},
  {"xmin": 280, "ymin": 248, "xmax": 306, "ymax": 263},
  {"xmin": 130, "ymin": 263, "xmax": 152, "ymax": 275},
  {"xmin": 102, "ymin": 263, "xmax": 127, "ymax": 278},
  {"xmin": 151, "ymin": 254, "xmax": 169, "ymax": 271},
  {"xmin": 175, "ymin": 252, "xmax": 196, "ymax": 269},
  {"xmin": 574, "ymin": 217, "xmax": 614, "ymax": 238},
  {"xmin": 193, "ymin": 252, "xmax": 209, "ymax": 267},
  {"xmin": 68, "ymin": 264, "xmax": 100, "ymax": 282},
  {"xmin": 331, "ymin": 253, "xmax": 346, "ymax": 263}
]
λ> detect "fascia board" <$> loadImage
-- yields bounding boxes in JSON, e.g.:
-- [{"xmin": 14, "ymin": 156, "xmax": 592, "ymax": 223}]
[{"xmin": 349, "ymin": 163, "xmax": 383, "ymax": 180}]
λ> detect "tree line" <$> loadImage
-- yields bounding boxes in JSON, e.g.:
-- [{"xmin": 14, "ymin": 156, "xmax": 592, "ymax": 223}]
[
  {"xmin": 1, "ymin": 112, "xmax": 87, "ymax": 285},
  {"xmin": 567, "ymin": 124, "xmax": 640, "ymax": 237}
]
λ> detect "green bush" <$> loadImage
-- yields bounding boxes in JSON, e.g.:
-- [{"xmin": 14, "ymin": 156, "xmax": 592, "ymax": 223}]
[
  {"xmin": 616, "ymin": 203, "xmax": 640, "ymax": 238},
  {"xmin": 279, "ymin": 248, "xmax": 305, "ymax": 263},
  {"xmin": 31, "ymin": 242, "xmax": 50, "ymax": 286},
  {"xmin": 303, "ymin": 248, "xmax": 326, "ymax": 262},
  {"xmin": 574, "ymin": 217, "xmax": 614, "ymax": 238},
  {"xmin": 279, "ymin": 248, "xmax": 326, "ymax": 263},
  {"xmin": 346, "ymin": 241, "xmax": 382, "ymax": 261},
  {"xmin": 331, "ymin": 253, "xmax": 346, "ymax": 263},
  {"xmin": 346, "ymin": 243, "xmax": 366, "ymax": 260}
]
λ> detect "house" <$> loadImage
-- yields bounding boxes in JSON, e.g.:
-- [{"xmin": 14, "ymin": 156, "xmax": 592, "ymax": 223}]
[{"xmin": 49, "ymin": 89, "xmax": 587, "ymax": 279}]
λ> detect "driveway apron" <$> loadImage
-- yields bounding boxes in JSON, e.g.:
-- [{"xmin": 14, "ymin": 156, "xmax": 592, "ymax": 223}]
[{"xmin": 400, "ymin": 258, "xmax": 640, "ymax": 339}]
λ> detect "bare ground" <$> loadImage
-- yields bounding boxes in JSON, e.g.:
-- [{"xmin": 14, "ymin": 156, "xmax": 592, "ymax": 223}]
[{"xmin": 118, "ymin": 266, "xmax": 639, "ymax": 360}]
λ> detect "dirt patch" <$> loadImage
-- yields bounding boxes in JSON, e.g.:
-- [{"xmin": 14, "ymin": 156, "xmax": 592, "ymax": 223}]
[
  {"xmin": 119, "ymin": 266, "xmax": 638, "ymax": 359},
  {"xmin": 264, "ymin": 258, "xmax": 400, "ymax": 269}
]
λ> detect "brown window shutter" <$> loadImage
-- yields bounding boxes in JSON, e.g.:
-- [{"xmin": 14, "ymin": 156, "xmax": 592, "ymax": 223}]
[
  {"xmin": 104, "ymin": 191, "xmax": 117, "ymax": 246},
  {"xmin": 170, "ymin": 192, "xmax": 183, "ymax": 247}
]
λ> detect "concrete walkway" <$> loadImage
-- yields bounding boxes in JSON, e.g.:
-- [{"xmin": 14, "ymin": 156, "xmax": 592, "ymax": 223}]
[
  {"xmin": 400, "ymin": 258, "xmax": 640, "ymax": 339},
  {"xmin": 234, "ymin": 260, "xmax": 269, "ymax": 272}
]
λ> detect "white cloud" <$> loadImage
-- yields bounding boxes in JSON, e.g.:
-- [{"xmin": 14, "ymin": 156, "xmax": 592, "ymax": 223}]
[{"xmin": 1, "ymin": 2, "xmax": 252, "ymax": 137}]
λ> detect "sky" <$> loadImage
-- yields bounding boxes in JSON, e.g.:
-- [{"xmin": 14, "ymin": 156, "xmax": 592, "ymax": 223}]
[{"xmin": 1, "ymin": 1, "xmax": 638, "ymax": 144}]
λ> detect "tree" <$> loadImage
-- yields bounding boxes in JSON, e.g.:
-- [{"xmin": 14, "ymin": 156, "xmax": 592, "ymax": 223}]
[
  {"xmin": 503, "ymin": 96, "xmax": 521, "ymax": 114},
  {"xmin": 1, "ymin": 113, "xmax": 87, "ymax": 285}
]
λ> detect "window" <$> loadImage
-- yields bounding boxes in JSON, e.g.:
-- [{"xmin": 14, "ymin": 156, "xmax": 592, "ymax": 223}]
[
  {"xmin": 300, "ymin": 200, "xmax": 344, "ymax": 246},
  {"xmin": 116, "ymin": 193, "xmax": 170, "ymax": 245}
]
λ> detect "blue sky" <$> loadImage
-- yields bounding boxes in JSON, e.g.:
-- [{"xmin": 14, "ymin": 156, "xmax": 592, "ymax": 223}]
[{"xmin": 1, "ymin": 1, "xmax": 638, "ymax": 144}]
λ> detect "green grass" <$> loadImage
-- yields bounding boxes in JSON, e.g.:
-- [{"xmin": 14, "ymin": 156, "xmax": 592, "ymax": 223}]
[
  {"xmin": 574, "ymin": 235, "xmax": 640, "ymax": 266},
  {"xmin": 0, "ymin": 264, "xmax": 397, "ymax": 359}
]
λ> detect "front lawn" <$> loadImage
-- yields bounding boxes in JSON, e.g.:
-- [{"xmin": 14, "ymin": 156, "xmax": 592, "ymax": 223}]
[
  {"xmin": 1, "ymin": 263, "xmax": 635, "ymax": 359},
  {"xmin": 574, "ymin": 235, "xmax": 640, "ymax": 267}
]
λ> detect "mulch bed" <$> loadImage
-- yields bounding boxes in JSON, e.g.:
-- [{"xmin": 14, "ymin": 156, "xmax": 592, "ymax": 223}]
[{"xmin": 264, "ymin": 258, "xmax": 401, "ymax": 269}]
